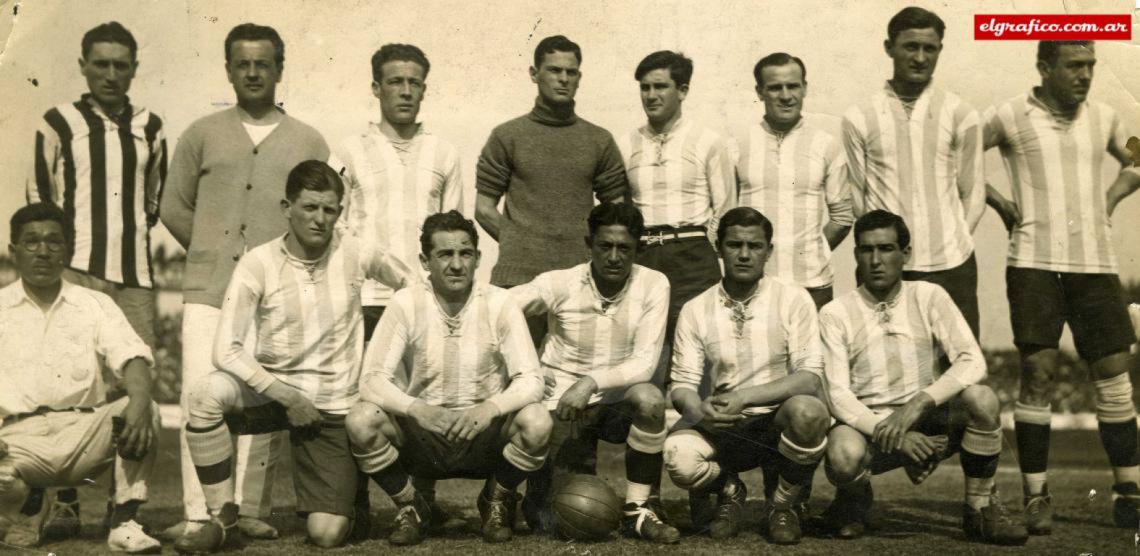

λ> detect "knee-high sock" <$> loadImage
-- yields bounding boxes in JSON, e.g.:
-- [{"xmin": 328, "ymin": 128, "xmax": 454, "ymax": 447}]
[
  {"xmin": 961, "ymin": 426, "xmax": 1002, "ymax": 510},
  {"xmin": 1014, "ymin": 401, "xmax": 1051, "ymax": 494},
  {"xmin": 185, "ymin": 422, "xmax": 235, "ymax": 515},
  {"xmin": 625, "ymin": 425, "xmax": 666, "ymax": 505},
  {"xmin": 496, "ymin": 440, "xmax": 548, "ymax": 492},
  {"xmin": 774, "ymin": 433, "xmax": 826, "ymax": 508},
  {"xmin": 351, "ymin": 441, "xmax": 413, "ymax": 504},
  {"xmin": 1095, "ymin": 373, "xmax": 1140, "ymax": 486}
]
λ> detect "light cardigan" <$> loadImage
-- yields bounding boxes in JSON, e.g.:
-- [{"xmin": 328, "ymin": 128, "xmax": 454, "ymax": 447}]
[{"xmin": 160, "ymin": 108, "xmax": 329, "ymax": 307}]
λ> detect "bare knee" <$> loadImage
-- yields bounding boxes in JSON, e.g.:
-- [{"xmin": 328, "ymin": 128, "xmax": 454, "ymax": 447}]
[
  {"xmin": 306, "ymin": 513, "xmax": 350, "ymax": 548},
  {"xmin": 626, "ymin": 383, "xmax": 665, "ymax": 423},
  {"xmin": 960, "ymin": 385, "xmax": 1000, "ymax": 427},
  {"xmin": 514, "ymin": 403, "xmax": 553, "ymax": 450},
  {"xmin": 781, "ymin": 395, "xmax": 830, "ymax": 443},
  {"xmin": 346, "ymin": 402, "xmax": 390, "ymax": 447},
  {"xmin": 825, "ymin": 429, "xmax": 868, "ymax": 483}
]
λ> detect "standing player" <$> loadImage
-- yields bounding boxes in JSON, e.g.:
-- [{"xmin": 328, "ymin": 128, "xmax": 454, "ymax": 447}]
[
  {"xmin": 474, "ymin": 34, "xmax": 628, "ymax": 337},
  {"xmin": 0, "ymin": 203, "xmax": 161, "ymax": 553},
  {"xmin": 27, "ymin": 22, "xmax": 167, "ymax": 536},
  {"xmin": 337, "ymin": 44, "xmax": 464, "ymax": 520},
  {"xmin": 160, "ymin": 23, "xmax": 330, "ymax": 540},
  {"xmin": 174, "ymin": 161, "xmax": 412, "ymax": 553},
  {"xmin": 346, "ymin": 211, "xmax": 551, "ymax": 546},
  {"xmin": 841, "ymin": 6, "xmax": 985, "ymax": 338},
  {"xmin": 817, "ymin": 210, "xmax": 1027, "ymax": 546},
  {"xmin": 510, "ymin": 202, "xmax": 680, "ymax": 543},
  {"xmin": 735, "ymin": 52, "xmax": 852, "ymax": 310},
  {"xmin": 663, "ymin": 207, "xmax": 829, "ymax": 545},
  {"xmin": 984, "ymin": 40, "xmax": 1140, "ymax": 533},
  {"xmin": 617, "ymin": 50, "xmax": 733, "ymax": 384}
]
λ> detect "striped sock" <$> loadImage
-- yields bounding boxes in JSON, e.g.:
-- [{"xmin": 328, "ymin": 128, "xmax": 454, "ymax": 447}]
[{"xmin": 186, "ymin": 423, "xmax": 235, "ymax": 514}]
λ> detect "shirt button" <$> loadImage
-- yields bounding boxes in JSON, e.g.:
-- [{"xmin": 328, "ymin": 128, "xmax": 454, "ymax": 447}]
[
  {"xmin": 246, "ymin": 183, "xmax": 253, "ymax": 190},
  {"xmin": 232, "ymin": 254, "xmax": 240, "ymax": 261}
]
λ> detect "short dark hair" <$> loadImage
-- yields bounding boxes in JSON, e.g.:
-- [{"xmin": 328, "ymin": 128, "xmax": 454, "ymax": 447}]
[
  {"xmin": 284, "ymin": 160, "xmax": 344, "ymax": 202},
  {"xmin": 634, "ymin": 50, "xmax": 693, "ymax": 88},
  {"xmin": 420, "ymin": 210, "xmax": 479, "ymax": 256},
  {"xmin": 854, "ymin": 209, "xmax": 911, "ymax": 250},
  {"xmin": 753, "ymin": 52, "xmax": 806, "ymax": 87},
  {"xmin": 1037, "ymin": 40, "xmax": 1094, "ymax": 65},
  {"xmin": 887, "ymin": 7, "xmax": 945, "ymax": 42},
  {"xmin": 82, "ymin": 22, "xmax": 137, "ymax": 60},
  {"xmin": 225, "ymin": 23, "xmax": 285, "ymax": 65},
  {"xmin": 716, "ymin": 207, "xmax": 773, "ymax": 247},
  {"xmin": 533, "ymin": 35, "xmax": 581, "ymax": 69},
  {"xmin": 10, "ymin": 203, "xmax": 70, "ymax": 250},
  {"xmin": 371, "ymin": 43, "xmax": 430, "ymax": 82},
  {"xmin": 587, "ymin": 202, "xmax": 645, "ymax": 242}
]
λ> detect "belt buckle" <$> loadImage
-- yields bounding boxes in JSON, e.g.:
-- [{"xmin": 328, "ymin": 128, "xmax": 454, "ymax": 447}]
[{"xmin": 645, "ymin": 231, "xmax": 667, "ymax": 246}]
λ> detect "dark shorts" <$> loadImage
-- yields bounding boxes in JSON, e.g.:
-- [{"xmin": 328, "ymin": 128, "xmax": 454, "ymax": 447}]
[
  {"xmin": 689, "ymin": 412, "xmax": 781, "ymax": 473},
  {"xmin": 223, "ymin": 404, "xmax": 359, "ymax": 517},
  {"xmin": 362, "ymin": 305, "xmax": 385, "ymax": 343},
  {"xmin": 806, "ymin": 285, "xmax": 834, "ymax": 311},
  {"xmin": 547, "ymin": 401, "xmax": 636, "ymax": 475},
  {"xmin": 839, "ymin": 403, "xmax": 967, "ymax": 476},
  {"xmin": 1006, "ymin": 267, "xmax": 1134, "ymax": 363},
  {"xmin": 637, "ymin": 236, "xmax": 722, "ymax": 337},
  {"xmin": 392, "ymin": 413, "xmax": 514, "ymax": 480},
  {"xmin": 902, "ymin": 253, "xmax": 979, "ymax": 340}
]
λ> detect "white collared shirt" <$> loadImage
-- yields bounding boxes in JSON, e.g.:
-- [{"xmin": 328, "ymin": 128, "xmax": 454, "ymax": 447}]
[{"xmin": 0, "ymin": 279, "xmax": 152, "ymax": 417}]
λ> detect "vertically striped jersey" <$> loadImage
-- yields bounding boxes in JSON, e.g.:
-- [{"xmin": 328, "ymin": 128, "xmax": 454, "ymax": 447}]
[
  {"xmin": 338, "ymin": 125, "xmax": 464, "ymax": 305},
  {"xmin": 361, "ymin": 282, "xmax": 548, "ymax": 416},
  {"xmin": 841, "ymin": 84, "xmax": 984, "ymax": 272},
  {"xmin": 30, "ymin": 95, "xmax": 167, "ymax": 288},
  {"xmin": 820, "ymin": 281, "xmax": 985, "ymax": 435},
  {"xmin": 671, "ymin": 278, "xmax": 823, "ymax": 414},
  {"xmin": 511, "ymin": 263, "xmax": 669, "ymax": 408},
  {"xmin": 984, "ymin": 93, "xmax": 1131, "ymax": 274},
  {"xmin": 214, "ymin": 231, "xmax": 413, "ymax": 414},
  {"xmin": 616, "ymin": 118, "xmax": 735, "ymax": 243},
  {"xmin": 735, "ymin": 118, "xmax": 854, "ymax": 288}
]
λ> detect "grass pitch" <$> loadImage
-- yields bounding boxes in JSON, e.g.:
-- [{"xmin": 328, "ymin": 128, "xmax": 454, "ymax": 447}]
[{"xmin": 33, "ymin": 429, "xmax": 1139, "ymax": 555}]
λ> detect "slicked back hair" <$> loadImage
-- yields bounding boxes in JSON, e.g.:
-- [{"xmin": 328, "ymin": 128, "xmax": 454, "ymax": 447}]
[
  {"xmin": 421, "ymin": 210, "xmax": 479, "ymax": 256},
  {"xmin": 634, "ymin": 50, "xmax": 693, "ymax": 88},
  {"xmin": 1037, "ymin": 40, "xmax": 1094, "ymax": 65},
  {"xmin": 753, "ymin": 52, "xmax": 806, "ymax": 87},
  {"xmin": 887, "ymin": 6, "xmax": 945, "ymax": 42},
  {"xmin": 225, "ymin": 23, "xmax": 285, "ymax": 65},
  {"xmin": 716, "ymin": 207, "xmax": 773, "ymax": 247},
  {"xmin": 587, "ymin": 202, "xmax": 645, "ymax": 243},
  {"xmin": 533, "ymin": 35, "xmax": 581, "ymax": 68},
  {"xmin": 82, "ymin": 21, "xmax": 138, "ymax": 60},
  {"xmin": 371, "ymin": 43, "xmax": 430, "ymax": 82},
  {"xmin": 284, "ymin": 160, "xmax": 344, "ymax": 203},
  {"xmin": 854, "ymin": 209, "xmax": 911, "ymax": 250}
]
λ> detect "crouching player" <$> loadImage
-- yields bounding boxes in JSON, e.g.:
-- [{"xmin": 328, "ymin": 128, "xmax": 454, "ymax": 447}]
[
  {"xmin": 511, "ymin": 202, "xmax": 679, "ymax": 543},
  {"xmin": 663, "ymin": 207, "xmax": 829, "ymax": 545},
  {"xmin": 346, "ymin": 210, "xmax": 551, "ymax": 546},
  {"xmin": 817, "ymin": 210, "xmax": 1027, "ymax": 546},
  {"xmin": 0, "ymin": 203, "xmax": 161, "ymax": 553},
  {"xmin": 175, "ymin": 161, "xmax": 414, "ymax": 553}
]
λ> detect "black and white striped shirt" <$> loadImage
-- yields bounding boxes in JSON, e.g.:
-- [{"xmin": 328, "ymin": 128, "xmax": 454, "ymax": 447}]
[{"xmin": 30, "ymin": 95, "xmax": 167, "ymax": 288}]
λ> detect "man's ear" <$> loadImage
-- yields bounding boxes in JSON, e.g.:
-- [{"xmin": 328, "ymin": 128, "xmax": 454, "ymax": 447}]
[
  {"xmin": 529, "ymin": 65, "xmax": 539, "ymax": 84},
  {"xmin": 419, "ymin": 252, "xmax": 430, "ymax": 273},
  {"xmin": 280, "ymin": 198, "xmax": 291, "ymax": 217},
  {"xmin": 901, "ymin": 244, "xmax": 912, "ymax": 265}
]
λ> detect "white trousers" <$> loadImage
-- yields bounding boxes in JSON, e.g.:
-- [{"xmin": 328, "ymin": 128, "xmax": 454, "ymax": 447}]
[{"xmin": 180, "ymin": 303, "xmax": 283, "ymax": 521}]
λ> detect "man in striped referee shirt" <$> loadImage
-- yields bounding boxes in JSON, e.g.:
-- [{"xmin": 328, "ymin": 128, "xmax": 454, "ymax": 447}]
[
  {"xmin": 347, "ymin": 211, "xmax": 551, "ymax": 546},
  {"xmin": 28, "ymin": 21, "xmax": 166, "ymax": 541},
  {"xmin": 735, "ymin": 52, "xmax": 853, "ymax": 310},
  {"xmin": 841, "ymin": 7, "xmax": 985, "ymax": 338},
  {"xmin": 510, "ymin": 202, "xmax": 680, "ymax": 543},
  {"xmin": 984, "ymin": 41, "xmax": 1140, "ymax": 533},
  {"xmin": 817, "ymin": 210, "xmax": 1026, "ymax": 546},
  {"xmin": 617, "ymin": 50, "xmax": 734, "ymax": 386},
  {"xmin": 663, "ymin": 207, "xmax": 829, "ymax": 545},
  {"xmin": 175, "ymin": 161, "xmax": 413, "ymax": 553}
]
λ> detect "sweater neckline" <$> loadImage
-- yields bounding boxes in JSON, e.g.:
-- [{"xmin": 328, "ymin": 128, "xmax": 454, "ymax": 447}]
[{"xmin": 528, "ymin": 95, "xmax": 577, "ymax": 126}]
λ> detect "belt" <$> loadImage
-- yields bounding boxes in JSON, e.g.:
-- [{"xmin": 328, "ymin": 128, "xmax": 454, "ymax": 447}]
[
  {"xmin": 2, "ymin": 406, "xmax": 96, "ymax": 427},
  {"xmin": 640, "ymin": 225, "xmax": 707, "ymax": 246}
]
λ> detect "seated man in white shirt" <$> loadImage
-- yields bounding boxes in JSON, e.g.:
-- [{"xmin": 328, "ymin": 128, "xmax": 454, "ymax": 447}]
[
  {"xmin": 663, "ymin": 206, "xmax": 829, "ymax": 545},
  {"xmin": 511, "ymin": 202, "xmax": 679, "ymax": 544},
  {"xmin": 0, "ymin": 202, "xmax": 161, "ymax": 553},
  {"xmin": 817, "ymin": 209, "xmax": 1026, "ymax": 546},
  {"xmin": 346, "ymin": 210, "xmax": 551, "ymax": 546},
  {"xmin": 175, "ymin": 161, "xmax": 413, "ymax": 554}
]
